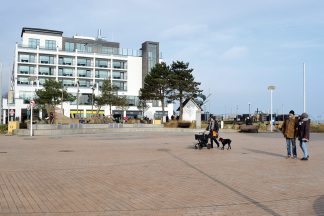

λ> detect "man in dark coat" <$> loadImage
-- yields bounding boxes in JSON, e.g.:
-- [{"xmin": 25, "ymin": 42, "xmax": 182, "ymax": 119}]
[{"xmin": 297, "ymin": 112, "xmax": 310, "ymax": 160}]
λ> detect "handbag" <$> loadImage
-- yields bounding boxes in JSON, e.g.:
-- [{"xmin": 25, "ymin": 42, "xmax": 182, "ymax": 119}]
[{"xmin": 212, "ymin": 130, "xmax": 218, "ymax": 137}]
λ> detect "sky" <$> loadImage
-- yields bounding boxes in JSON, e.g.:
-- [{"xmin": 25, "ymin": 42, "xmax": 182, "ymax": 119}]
[{"xmin": 0, "ymin": 0, "xmax": 324, "ymax": 120}]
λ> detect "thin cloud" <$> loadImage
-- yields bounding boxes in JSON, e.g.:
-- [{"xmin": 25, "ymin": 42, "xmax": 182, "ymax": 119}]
[
  {"xmin": 219, "ymin": 46, "xmax": 249, "ymax": 61},
  {"xmin": 281, "ymin": 41, "xmax": 324, "ymax": 49},
  {"xmin": 161, "ymin": 24, "xmax": 208, "ymax": 40}
]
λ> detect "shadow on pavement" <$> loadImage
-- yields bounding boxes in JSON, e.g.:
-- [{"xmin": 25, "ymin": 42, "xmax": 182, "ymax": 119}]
[
  {"xmin": 244, "ymin": 148, "xmax": 285, "ymax": 158},
  {"xmin": 314, "ymin": 195, "xmax": 324, "ymax": 215}
]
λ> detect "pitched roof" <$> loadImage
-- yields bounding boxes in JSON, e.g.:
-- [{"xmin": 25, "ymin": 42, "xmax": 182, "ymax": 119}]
[{"xmin": 176, "ymin": 98, "xmax": 202, "ymax": 111}]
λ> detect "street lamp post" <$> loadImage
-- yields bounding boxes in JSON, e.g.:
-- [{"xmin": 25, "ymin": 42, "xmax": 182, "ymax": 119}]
[
  {"xmin": 61, "ymin": 83, "xmax": 65, "ymax": 113},
  {"xmin": 268, "ymin": 85, "xmax": 276, "ymax": 132},
  {"xmin": 0, "ymin": 62, "xmax": 2, "ymax": 125},
  {"xmin": 91, "ymin": 83, "xmax": 96, "ymax": 117},
  {"xmin": 303, "ymin": 63, "xmax": 306, "ymax": 112},
  {"xmin": 76, "ymin": 80, "xmax": 79, "ymax": 118},
  {"xmin": 248, "ymin": 102, "xmax": 251, "ymax": 117},
  {"xmin": 61, "ymin": 83, "xmax": 65, "ymax": 124}
]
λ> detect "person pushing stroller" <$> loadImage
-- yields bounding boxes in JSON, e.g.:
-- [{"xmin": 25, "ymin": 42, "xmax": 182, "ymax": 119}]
[{"xmin": 207, "ymin": 115, "xmax": 220, "ymax": 148}]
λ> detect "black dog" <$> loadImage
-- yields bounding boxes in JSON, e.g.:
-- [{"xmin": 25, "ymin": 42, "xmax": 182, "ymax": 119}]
[{"xmin": 219, "ymin": 137, "xmax": 232, "ymax": 150}]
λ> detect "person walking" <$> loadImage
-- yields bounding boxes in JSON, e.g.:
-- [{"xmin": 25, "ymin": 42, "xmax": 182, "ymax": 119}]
[
  {"xmin": 297, "ymin": 113, "xmax": 311, "ymax": 161},
  {"xmin": 207, "ymin": 115, "xmax": 220, "ymax": 148},
  {"xmin": 49, "ymin": 112, "xmax": 54, "ymax": 124},
  {"xmin": 281, "ymin": 110, "xmax": 298, "ymax": 159}
]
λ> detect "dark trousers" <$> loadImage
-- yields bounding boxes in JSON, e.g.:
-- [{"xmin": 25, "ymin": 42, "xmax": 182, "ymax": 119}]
[{"xmin": 210, "ymin": 136, "xmax": 219, "ymax": 148}]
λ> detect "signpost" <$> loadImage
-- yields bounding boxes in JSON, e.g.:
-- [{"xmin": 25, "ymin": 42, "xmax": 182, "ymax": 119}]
[{"xmin": 30, "ymin": 100, "xmax": 35, "ymax": 136}]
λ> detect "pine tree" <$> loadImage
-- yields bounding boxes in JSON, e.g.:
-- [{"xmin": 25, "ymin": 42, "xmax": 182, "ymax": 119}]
[
  {"xmin": 169, "ymin": 61, "xmax": 202, "ymax": 120},
  {"xmin": 94, "ymin": 79, "xmax": 119, "ymax": 116},
  {"xmin": 35, "ymin": 79, "xmax": 75, "ymax": 109},
  {"xmin": 139, "ymin": 62, "xmax": 171, "ymax": 123}
]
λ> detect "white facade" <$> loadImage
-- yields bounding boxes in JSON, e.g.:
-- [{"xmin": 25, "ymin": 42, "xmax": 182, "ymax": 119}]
[
  {"xmin": 2, "ymin": 28, "xmax": 173, "ymax": 123},
  {"xmin": 182, "ymin": 99, "xmax": 201, "ymax": 122}
]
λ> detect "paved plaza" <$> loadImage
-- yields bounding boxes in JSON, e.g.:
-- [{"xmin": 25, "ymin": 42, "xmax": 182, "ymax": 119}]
[{"xmin": 0, "ymin": 131, "xmax": 323, "ymax": 216}]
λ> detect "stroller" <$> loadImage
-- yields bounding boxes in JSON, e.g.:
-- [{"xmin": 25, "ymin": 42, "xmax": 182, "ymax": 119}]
[{"xmin": 194, "ymin": 131, "xmax": 210, "ymax": 149}]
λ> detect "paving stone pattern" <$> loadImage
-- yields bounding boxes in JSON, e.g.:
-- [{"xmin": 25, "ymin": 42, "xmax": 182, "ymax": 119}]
[{"xmin": 0, "ymin": 132, "xmax": 323, "ymax": 215}]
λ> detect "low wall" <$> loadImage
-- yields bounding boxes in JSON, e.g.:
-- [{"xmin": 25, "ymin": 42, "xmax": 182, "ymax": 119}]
[
  {"xmin": 27, "ymin": 123, "xmax": 163, "ymax": 130},
  {"xmin": 14, "ymin": 127, "xmax": 204, "ymax": 136}
]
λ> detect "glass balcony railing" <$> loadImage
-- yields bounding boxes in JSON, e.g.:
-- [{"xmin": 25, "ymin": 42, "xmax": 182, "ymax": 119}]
[{"xmin": 17, "ymin": 44, "xmax": 145, "ymax": 57}]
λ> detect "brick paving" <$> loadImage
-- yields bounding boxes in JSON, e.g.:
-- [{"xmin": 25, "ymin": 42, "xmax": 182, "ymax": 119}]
[{"xmin": 0, "ymin": 131, "xmax": 323, "ymax": 216}]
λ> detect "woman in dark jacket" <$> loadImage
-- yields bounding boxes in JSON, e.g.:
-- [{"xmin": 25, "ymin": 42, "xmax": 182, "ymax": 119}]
[
  {"xmin": 297, "ymin": 113, "xmax": 310, "ymax": 160},
  {"xmin": 206, "ymin": 116, "xmax": 220, "ymax": 148}
]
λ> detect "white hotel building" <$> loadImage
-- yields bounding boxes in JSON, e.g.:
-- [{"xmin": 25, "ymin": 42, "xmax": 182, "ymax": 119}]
[{"xmin": 2, "ymin": 27, "xmax": 173, "ymax": 123}]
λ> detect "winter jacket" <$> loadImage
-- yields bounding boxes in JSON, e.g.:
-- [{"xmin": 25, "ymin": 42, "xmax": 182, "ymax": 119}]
[
  {"xmin": 297, "ymin": 118, "xmax": 310, "ymax": 141},
  {"xmin": 206, "ymin": 119, "xmax": 219, "ymax": 132},
  {"xmin": 282, "ymin": 116, "xmax": 298, "ymax": 139}
]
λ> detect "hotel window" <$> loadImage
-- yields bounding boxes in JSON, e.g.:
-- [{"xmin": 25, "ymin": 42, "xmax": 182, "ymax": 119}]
[
  {"xmin": 45, "ymin": 40, "xmax": 56, "ymax": 50},
  {"xmin": 65, "ymin": 42, "xmax": 74, "ymax": 52},
  {"xmin": 19, "ymin": 54, "xmax": 36, "ymax": 63},
  {"xmin": 112, "ymin": 81, "xmax": 127, "ymax": 91},
  {"xmin": 127, "ymin": 96, "xmax": 139, "ymax": 106},
  {"xmin": 17, "ymin": 77, "xmax": 30, "ymax": 85},
  {"xmin": 39, "ymin": 67, "xmax": 52, "ymax": 75},
  {"xmin": 59, "ymin": 56, "xmax": 73, "ymax": 65},
  {"xmin": 95, "ymin": 59, "xmax": 109, "ymax": 68},
  {"xmin": 113, "ymin": 60, "xmax": 127, "ymax": 69},
  {"xmin": 112, "ymin": 71, "xmax": 127, "ymax": 80},
  {"xmin": 102, "ymin": 47, "xmax": 113, "ymax": 55},
  {"xmin": 28, "ymin": 38, "xmax": 40, "ymax": 48},
  {"xmin": 39, "ymin": 55, "xmax": 55, "ymax": 64},
  {"xmin": 60, "ymin": 79, "xmax": 75, "ymax": 87},
  {"xmin": 77, "ymin": 58, "xmax": 92, "ymax": 66},
  {"xmin": 79, "ymin": 80, "xmax": 90, "ymax": 87},
  {"xmin": 95, "ymin": 70, "xmax": 109, "ymax": 78},
  {"xmin": 87, "ymin": 46, "xmax": 93, "ymax": 53},
  {"xmin": 145, "ymin": 43, "xmax": 159, "ymax": 73},
  {"xmin": 77, "ymin": 69, "xmax": 91, "ymax": 77},
  {"xmin": 113, "ymin": 48, "xmax": 119, "ymax": 55},
  {"xmin": 76, "ymin": 43, "xmax": 86, "ymax": 52},
  {"xmin": 59, "ymin": 68, "xmax": 74, "ymax": 76},
  {"xmin": 18, "ymin": 65, "xmax": 34, "ymax": 74}
]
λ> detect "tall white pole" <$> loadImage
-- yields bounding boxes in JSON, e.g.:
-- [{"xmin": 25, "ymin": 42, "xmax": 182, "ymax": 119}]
[
  {"xmin": 248, "ymin": 102, "xmax": 251, "ymax": 116},
  {"xmin": 76, "ymin": 80, "xmax": 79, "ymax": 118},
  {"xmin": 0, "ymin": 62, "xmax": 2, "ymax": 125},
  {"xmin": 270, "ymin": 90, "xmax": 273, "ymax": 132},
  {"xmin": 268, "ymin": 85, "xmax": 275, "ymax": 132},
  {"xmin": 303, "ymin": 63, "xmax": 306, "ymax": 112},
  {"xmin": 30, "ymin": 104, "xmax": 33, "ymax": 136}
]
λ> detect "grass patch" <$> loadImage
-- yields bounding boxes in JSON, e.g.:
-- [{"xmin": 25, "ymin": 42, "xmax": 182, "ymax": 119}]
[
  {"xmin": 310, "ymin": 123, "xmax": 324, "ymax": 133},
  {"xmin": 0, "ymin": 125, "xmax": 8, "ymax": 134},
  {"xmin": 164, "ymin": 120, "xmax": 178, "ymax": 128}
]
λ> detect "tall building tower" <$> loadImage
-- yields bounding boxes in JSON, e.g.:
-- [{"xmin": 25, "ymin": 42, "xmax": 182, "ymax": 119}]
[{"xmin": 141, "ymin": 41, "xmax": 159, "ymax": 86}]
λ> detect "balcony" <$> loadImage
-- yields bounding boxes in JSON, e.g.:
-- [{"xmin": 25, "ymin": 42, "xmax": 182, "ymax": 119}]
[
  {"xmin": 18, "ymin": 71, "xmax": 33, "ymax": 75},
  {"xmin": 39, "ymin": 72, "xmax": 54, "ymax": 76},
  {"xmin": 63, "ymin": 73, "xmax": 73, "ymax": 77}
]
